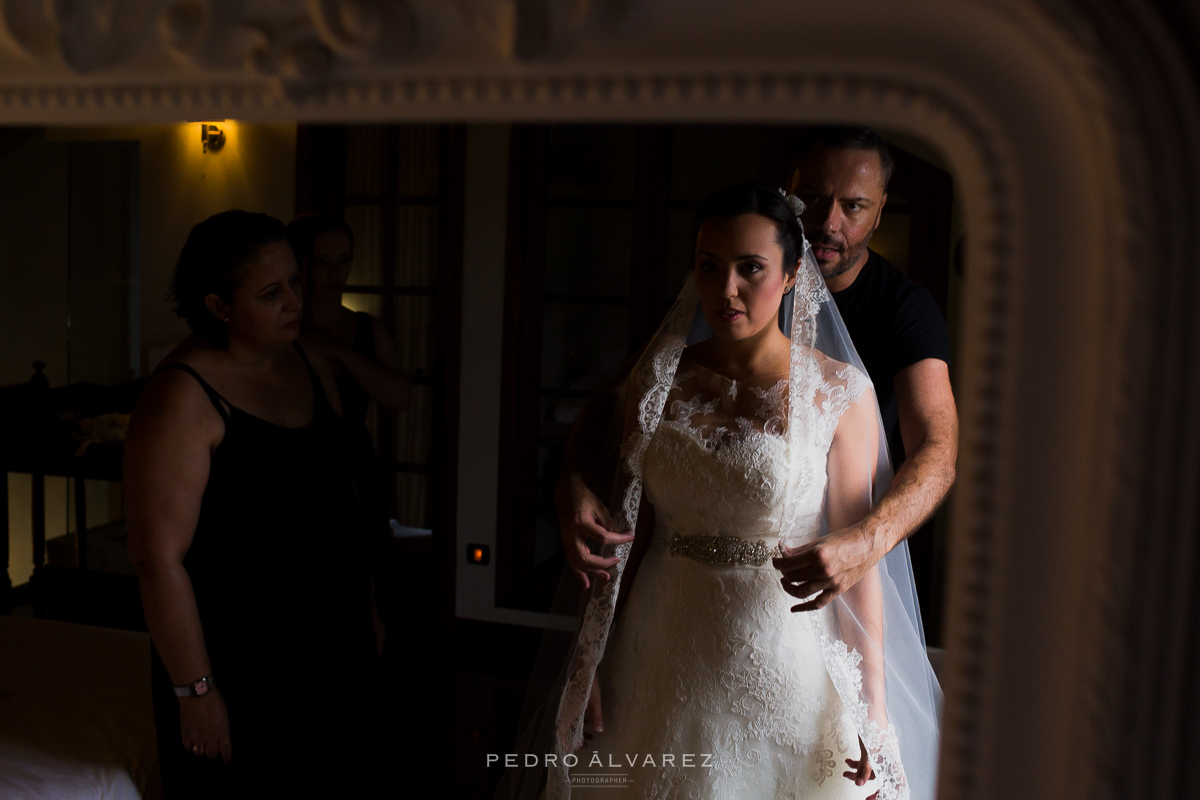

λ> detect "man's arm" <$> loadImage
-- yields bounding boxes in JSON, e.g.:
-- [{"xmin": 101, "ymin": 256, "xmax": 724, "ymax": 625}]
[
  {"xmin": 773, "ymin": 358, "xmax": 957, "ymax": 609},
  {"xmin": 554, "ymin": 387, "xmax": 635, "ymax": 589},
  {"xmin": 872, "ymin": 358, "xmax": 958, "ymax": 549},
  {"xmin": 555, "ymin": 340, "xmax": 656, "ymax": 589}
]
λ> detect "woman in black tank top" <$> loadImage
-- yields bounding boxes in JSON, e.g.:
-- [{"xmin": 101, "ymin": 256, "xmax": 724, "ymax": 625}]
[
  {"xmin": 125, "ymin": 212, "xmax": 384, "ymax": 797},
  {"xmin": 285, "ymin": 212, "xmax": 411, "ymax": 428}
]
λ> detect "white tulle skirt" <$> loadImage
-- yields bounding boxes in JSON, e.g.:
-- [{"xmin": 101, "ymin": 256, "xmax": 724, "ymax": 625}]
[{"xmin": 573, "ymin": 531, "xmax": 879, "ymax": 800}]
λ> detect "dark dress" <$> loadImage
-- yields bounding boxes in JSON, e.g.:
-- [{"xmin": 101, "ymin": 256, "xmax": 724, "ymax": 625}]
[
  {"xmin": 332, "ymin": 310, "xmax": 391, "ymax": 547},
  {"xmin": 149, "ymin": 344, "xmax": 382, "ymax": 798},
  {"xmin": 336, "ymin": 310, "xmax": 377, "ymax": 429}
]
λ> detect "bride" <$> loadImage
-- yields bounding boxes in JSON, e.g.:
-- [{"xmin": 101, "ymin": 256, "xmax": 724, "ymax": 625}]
[{"xmin": 500, "ymin": 184, "xmax": 941, "ymax": 800}]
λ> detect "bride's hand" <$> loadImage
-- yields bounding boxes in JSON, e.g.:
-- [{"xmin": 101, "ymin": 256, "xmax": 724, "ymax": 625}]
[
  {"xmin": 582, "ymin": 674, "xmax": 605, "ymax": 740},
  {"xmin": 843, "ymin": 736, "xmax": 878, "ymax": 797}
]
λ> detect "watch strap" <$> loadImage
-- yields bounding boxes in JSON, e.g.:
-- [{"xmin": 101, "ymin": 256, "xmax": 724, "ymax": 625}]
[{"xmin": 173, "ymin": 675, "xmax": 216, "ymax": 697}]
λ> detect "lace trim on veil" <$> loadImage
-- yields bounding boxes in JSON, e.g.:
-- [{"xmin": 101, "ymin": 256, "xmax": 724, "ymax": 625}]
[
  {"xmin": 817, "ymin": 632, "xmax": 911, "ymax": 800},
  {"xmin": 547, "ymin": 287, "xmax": 695, "ymax": 800}
]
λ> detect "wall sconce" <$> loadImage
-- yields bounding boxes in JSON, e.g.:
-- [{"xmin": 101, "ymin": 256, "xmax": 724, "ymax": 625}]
[{"xmin": 200, "ymin": 123, "xmax": 225, "ymax": 153}]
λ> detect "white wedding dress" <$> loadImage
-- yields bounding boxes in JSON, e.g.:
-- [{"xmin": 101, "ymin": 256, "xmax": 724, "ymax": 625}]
[{"xmin": 578, "ymin": 354, "xmax": 879, "ymax": 800}]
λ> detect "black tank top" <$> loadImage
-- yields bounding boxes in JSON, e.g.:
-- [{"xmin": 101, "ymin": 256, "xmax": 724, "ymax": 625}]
[
  {"xmin": 148, "ymin": 344, "xmax": 379, "ymax": 794},
  {"xmin": 336, "ymin": 310, "xmax": 377, "ymax": 428},
  {"xmin": 333, "ymin": 311, "xmax": 389, "ymax": 542}
]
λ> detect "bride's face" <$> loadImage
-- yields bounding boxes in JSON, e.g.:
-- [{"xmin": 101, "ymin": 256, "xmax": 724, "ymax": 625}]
[{"xmin": 694, "ymin": 213, "xmax": 797, "ymax": 343}]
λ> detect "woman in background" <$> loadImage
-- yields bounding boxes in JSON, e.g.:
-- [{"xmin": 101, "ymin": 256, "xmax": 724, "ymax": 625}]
[
  {"xmin": 286, "ymin": 212, "xmax": 408, "ymax": 609},
  {"xmin": 285, "ymin": 212, "xmax": 411, "ymax": 425},
  {"xmin": 125, "ymin": 210, "xmax": 384, "ymax": 798}
]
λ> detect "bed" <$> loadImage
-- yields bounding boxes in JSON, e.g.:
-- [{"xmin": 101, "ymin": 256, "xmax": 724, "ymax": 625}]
[{"xmin": 0, "ymin": 615, "xmax": 160, "ymax": 800}]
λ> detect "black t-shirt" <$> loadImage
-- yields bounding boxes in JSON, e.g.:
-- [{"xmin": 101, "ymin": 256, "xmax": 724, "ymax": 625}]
[{"xmin": 831, "ymin": 249, "xmax": 950, "ymax": 467}]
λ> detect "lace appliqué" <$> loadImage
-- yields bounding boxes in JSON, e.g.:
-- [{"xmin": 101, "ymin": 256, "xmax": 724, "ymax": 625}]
[
  {"xmin": 793, "ymin": 249, "xmax": 832, "ymax": 321},
  {"xmin": 816, "ymin": 631, "xmax": 911, "ymax": 800},
  {"xmin": 662, "ymin": 367, "xmax": 789, "ymax": 454}
]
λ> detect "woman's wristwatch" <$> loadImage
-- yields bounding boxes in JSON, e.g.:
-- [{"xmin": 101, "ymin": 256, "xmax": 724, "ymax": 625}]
[{"xmin": 174, "ymin": 675, "xmax": 216, "ymax": 697}]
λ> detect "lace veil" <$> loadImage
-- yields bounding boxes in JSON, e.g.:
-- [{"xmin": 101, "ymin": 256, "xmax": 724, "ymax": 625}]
[{"xmin": 495, "ymin": 191, "xmax": 942, "ymax": 800}]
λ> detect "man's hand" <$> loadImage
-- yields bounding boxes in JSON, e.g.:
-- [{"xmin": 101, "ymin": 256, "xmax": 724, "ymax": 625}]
[
  {"xmin": 557, "ymin": 476, "xmax": 634, "ymax": 590},
  {"xmin": 772, "ymin": 524, "xmax": 888, "ymax": 611}
]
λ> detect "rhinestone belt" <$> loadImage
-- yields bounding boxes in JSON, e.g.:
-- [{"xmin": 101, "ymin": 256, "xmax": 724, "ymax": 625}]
[{"xmin": 668, "ymin": 533, "xmax": 784, "ymax": 567}]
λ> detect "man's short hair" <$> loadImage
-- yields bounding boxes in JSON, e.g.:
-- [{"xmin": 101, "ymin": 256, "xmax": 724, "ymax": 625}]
[{"xmin": 791, "ymin": 126, "xmax": 896, "ymax": 190}]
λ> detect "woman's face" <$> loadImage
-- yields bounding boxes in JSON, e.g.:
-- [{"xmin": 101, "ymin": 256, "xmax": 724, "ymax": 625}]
[
  {"xmin": 694, "ymin": 214, "xmax": 796, "ymax": 344},
  {"xmin": 305, "ymin": 229, "xmax": 353, "ymax": 300},
  {"xmin": 215, "ymin": 240, "xmax": 304, "ymax": 348}
]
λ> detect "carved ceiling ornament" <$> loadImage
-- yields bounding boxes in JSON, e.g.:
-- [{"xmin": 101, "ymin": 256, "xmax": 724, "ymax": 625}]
[
  {"xmin": 0, "ymin": 0, "xmax": 631, "ymax": 89},
  {"xmin": 453, "ymin": 0, "xmax": 632, "ymax": 60},
  {"xmin": 0, "ymin": 3, "xmax": 1195, "ymax": 800},
  {"xmin": 0, "ymin": 0, "xmax": 156, "ymax": 73},
  {"xmin": 156, "ymin": 0, "xmax": 423, "ymax": 99},
  {"xmin": 307, "ymin": 0, "xmax": 418, "ymax": 61}
]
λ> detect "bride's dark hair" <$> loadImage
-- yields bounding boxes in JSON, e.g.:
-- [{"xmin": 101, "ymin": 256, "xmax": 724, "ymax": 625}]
[{"xmin": 693, "ymin": 182, "xmax": 806, "ymax": 272}]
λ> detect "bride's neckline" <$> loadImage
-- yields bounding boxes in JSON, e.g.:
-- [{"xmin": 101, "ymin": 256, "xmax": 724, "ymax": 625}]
[{"xmin": 679, "ymin": 353, "xmax": 790, "ymax": 388}]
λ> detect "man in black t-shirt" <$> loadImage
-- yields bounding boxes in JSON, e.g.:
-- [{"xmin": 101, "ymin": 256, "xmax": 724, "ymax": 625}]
[
  {"xmin": 832, "ymin": 249, "xmax": 951, "ymax": 466},
  {"xmin": 775, "ymin": 127, "xmax": 959, "ymax": 631}
]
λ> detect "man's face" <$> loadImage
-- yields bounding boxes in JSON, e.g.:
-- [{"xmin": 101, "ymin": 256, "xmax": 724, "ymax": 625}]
[{"xmin": 790, "ymin": 145, "xmax": 887, "ymax": 282}]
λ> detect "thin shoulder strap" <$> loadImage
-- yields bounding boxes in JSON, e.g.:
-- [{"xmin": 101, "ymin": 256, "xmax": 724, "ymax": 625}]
[
  {"xmin": 292, "ymin": 342, "xmax": 329, "ymax": 407},
  {"xmin": 155, "ymin": 362, "xmax": 231, "ymax": 422}
]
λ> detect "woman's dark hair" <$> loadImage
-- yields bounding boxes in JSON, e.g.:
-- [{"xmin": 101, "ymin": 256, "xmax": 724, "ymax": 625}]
[
  {"xmin": 170, "ymin": 210, "xmax": 288, "ymax": 348},
  {"xmin": 285, "ymin": 211, "xmax": 355, "ymax": 270},
  {"xmin": 694, "ymin": 183, "xmax": 806, "ymax": 271}
]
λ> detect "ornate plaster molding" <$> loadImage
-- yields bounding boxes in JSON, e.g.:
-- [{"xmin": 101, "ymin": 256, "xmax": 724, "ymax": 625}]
[{"xmin": 0, "ymin": 0, "xmax": 639, "ymax": 102}]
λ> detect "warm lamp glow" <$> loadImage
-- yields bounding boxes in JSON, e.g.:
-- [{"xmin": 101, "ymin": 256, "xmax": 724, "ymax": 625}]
[
  {"xmin": 200, "ymin": 123, "xmax": 225, "ymax": 153},
  {"xmin": 179, "ymin": 120, "xmax": 237, "ymax": 160},
  {"xmin": 172, "ymin": 120, "xmax": 251, "ymax": 199}
]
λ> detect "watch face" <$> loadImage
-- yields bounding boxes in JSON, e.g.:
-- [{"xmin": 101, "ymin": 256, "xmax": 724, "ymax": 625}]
[{"xmin": 194, "ymin": 679, "xmax": 209, "ymax": 696}]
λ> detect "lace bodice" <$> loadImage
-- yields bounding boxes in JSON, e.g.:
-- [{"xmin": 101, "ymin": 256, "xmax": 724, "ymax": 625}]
[{"xmin": 642, "ymin": 353, "xmax": 871, "ymax": 550}]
